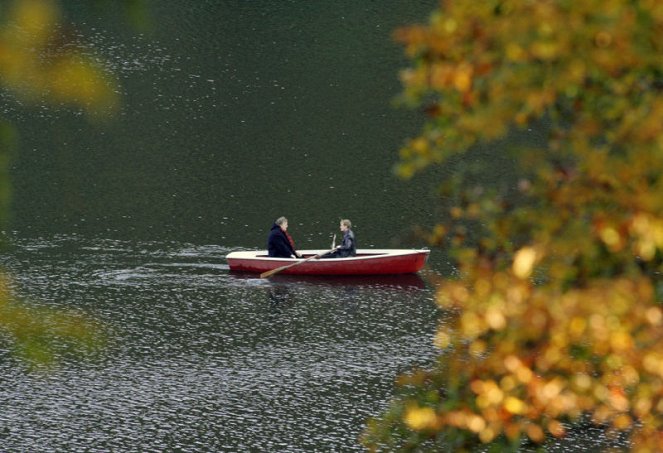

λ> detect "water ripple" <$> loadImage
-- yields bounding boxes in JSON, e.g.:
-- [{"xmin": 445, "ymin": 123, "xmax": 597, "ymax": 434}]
[{"xmin": 0, "ymin": 234, "xmax": 440, "ymax": 451}]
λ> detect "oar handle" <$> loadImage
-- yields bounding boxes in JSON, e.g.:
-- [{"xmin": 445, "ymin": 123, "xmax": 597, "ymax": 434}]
[{"xmin": 260, "ymin": 249, "xmax": 333, "ymax": 279}]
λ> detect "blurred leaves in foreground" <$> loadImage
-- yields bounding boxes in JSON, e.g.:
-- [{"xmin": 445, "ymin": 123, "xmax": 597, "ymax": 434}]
[
  {"xmin": 0, "ymin": 275, "xmax": 102, "ymax": 368},
  {"xmin": 0, "ymin": 0, "xmax": 119, "ymax": 115},
  {"xmin": 364, "ymin": 0, "xmax": 663, "ymax": 451},
  {"xmin": 0, "ymin": 0, "xmax": 127, "ymax": 367}
]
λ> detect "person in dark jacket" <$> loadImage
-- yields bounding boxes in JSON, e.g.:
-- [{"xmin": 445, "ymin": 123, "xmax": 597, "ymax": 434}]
[
  {"xmin": 267, "ymin": 216, "xmax": 301, "ymax": 258},
  {"xmin": 322, "ymin": 219, "xmax": 356, "ymax": 258}
]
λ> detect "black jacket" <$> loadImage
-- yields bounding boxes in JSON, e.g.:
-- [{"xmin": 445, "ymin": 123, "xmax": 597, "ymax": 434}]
[
  {"xmin": 336, "ymin": 229, "xmax": 356, "ymax": 258},
  {"xmin": 267, "ymin": 224, "xmax": 296, "ymax": 258}
]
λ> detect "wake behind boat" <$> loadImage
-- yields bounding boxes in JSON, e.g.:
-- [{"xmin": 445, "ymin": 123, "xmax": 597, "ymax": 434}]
[{"xmin": 226, "ymin": 249, "xmax": 430, "ymax": 276}]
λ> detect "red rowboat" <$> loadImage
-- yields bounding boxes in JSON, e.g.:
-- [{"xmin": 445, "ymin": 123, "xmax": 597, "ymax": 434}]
[{"xmin": 226, "ymin": 249, "xmax": 430, "ymax": 276}]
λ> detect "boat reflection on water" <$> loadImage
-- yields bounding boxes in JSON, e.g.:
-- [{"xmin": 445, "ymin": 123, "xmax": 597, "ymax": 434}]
[
  {"xmin": 227, "ymin": 271, "xmax": 430, "ymax": 290},
  {"xmin": 227, "ymin": 270, "xmax": 433, "ymax": 313}
]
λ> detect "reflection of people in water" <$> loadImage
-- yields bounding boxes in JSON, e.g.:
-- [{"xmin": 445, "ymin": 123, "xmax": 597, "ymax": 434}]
[
  {"xmin": 322, "ymin": 219, "xmax": 356, "ymax": 259},
  {"xmin": 268, "ymin": 285, "xmax": 291, "ymax": 310}
]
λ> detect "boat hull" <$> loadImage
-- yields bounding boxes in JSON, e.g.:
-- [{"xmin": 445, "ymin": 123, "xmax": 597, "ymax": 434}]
[{"xmin": 226, "ymin": 249, "xmax": 430, "ymax": 276}]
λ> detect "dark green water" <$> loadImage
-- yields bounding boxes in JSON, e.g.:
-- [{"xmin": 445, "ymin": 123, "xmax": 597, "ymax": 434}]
[
  {"xmin": 0, "ymin": 2, "xmax": 629, "ymax": 451},
  {"xmin": 9, "ymin": 0, "xmax": 442, "ymax": 248},
  {"xmin": 0, "ymin": 235, "xmax": 440, "ymax": 451}
]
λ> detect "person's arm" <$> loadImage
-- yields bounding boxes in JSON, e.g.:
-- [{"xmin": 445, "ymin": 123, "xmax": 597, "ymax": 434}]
[
  {"xmin": 286, "ymin": 240, "xmax": 298, "ymax": 258},
  {"xmin": 285, "ymin": 232, "xmax": 302, "ymax": 258}
]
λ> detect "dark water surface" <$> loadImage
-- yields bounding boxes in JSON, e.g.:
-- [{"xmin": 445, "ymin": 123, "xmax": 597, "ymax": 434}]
[
  {"xmin": 0, "ymin": 235, "xmax": 440, "ymax": 451},
  {"xmin": 9, "ymin": 0, "xmax": 444, "ymax": 246},
  {"xmin": 2, "ymin": 1, "xmax": 449, "ymax": 450}
]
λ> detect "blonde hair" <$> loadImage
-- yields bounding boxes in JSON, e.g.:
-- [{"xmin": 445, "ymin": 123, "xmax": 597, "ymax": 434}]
[
  {"xmin": 275, "ymin": 216, "xmax": 288, "ymax": 226},
  {"xmin": 340, "ymin": 219, "xmax": 352, "ymax": 228}
]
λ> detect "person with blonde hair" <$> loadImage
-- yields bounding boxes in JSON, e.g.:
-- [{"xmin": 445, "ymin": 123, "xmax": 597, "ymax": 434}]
[{"xmin": 322, "ymin": 219, "xmax": 356, "ymax": 258}]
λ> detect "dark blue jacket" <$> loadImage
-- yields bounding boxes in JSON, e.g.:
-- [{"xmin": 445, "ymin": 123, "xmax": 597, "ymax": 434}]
[
  {"xmin": 267, "ymin": 224, "xmax": 296, "ymax": 258},
  {"xmin": 321, "ymin": 229, "xmax": 357, "ymax": 259},
  {"xmin": 337, "ymin": 229, "xmax": 356, "ymax": 257}
]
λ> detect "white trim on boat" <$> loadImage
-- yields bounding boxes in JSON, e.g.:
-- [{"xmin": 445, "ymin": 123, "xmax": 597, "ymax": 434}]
[{"xmin": 226, "ymin": 249, "xmax": 429, "ymax": 261}]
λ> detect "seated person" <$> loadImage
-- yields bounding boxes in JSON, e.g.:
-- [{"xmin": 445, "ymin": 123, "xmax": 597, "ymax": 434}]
[
  {"xmin": 322, "ymin": 219, "xmax": 356, "ymax": 258},
  {"xmin": 267, "ymin": 216, "xmax": 301, "ymax": 258}
]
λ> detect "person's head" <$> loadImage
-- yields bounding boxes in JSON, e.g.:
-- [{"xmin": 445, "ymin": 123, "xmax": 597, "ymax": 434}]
[
  {"xmin": 340, "ymin": 219, "xmax": 352, "ymax": 231},
  {"xmin": 275, "ymin": 216, "xmax": 288, "ymax": 231}
]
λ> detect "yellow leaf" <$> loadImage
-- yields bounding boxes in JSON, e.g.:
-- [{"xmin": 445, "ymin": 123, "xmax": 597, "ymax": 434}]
[
  {"xmin": 453, "ymin": 64, "xmax": 473, "ymax": 93},
  {"xmin": 466, "ymin": 414, "xmax": 486, "ymax": 433},
  {"xmin": 599, "ymin": 226, "xmax": 622, "ymax": 250},
  {"xmin": 513, "ymin": 247, "xmax": 537, "ymax": 279},
  {"xmin": 434, "ymin": 331, "xmax": 451, "ymax": 349},
  {"xmin": 404, "ymin": 406, "xmax": 437, "ymax": 431},
  {"xmin": 485, "ymin": 306, "xmax": 506, "ymax": 330},
  {"xmin": 504, "ymin": 396, "xmax": 527, "ymax": 415}
]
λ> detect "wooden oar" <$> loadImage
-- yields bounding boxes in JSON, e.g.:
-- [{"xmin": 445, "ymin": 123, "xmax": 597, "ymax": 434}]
[{"xmin": 260, "ymin": 249, "xmax": 333, "ymax": 279}]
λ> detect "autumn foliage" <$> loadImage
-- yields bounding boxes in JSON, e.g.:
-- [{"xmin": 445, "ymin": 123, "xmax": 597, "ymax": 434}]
[
  {"xmin": 0, "ymin": 0, "xmax": 114, "ymax": 366},
  {"xmin": 0, "ymin": 0, "xmax": 118, "ymax": 114},
  {"xmin": 363, "ymin": 0, "xmax": 663, "ymax": 451}
]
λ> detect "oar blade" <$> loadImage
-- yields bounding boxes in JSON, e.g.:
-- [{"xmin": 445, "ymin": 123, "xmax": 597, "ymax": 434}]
[
  {"xmin": 260, "ymin": 268, "xmax": 281, "ymax": 279},
  {"xmin": 260, "ymin": 260, "xmax": 299, "ymax": 279}
]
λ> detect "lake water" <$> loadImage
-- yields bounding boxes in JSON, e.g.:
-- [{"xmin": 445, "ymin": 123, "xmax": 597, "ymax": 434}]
[
  {"xmin": 0, "ymin": 1, "xmax": 630, "ymax": 451},
  {"xmin": 0, "ymin": 234, "xmax": 440, "ymax": 451},
  {"xmin": 8, "ymin": 0, "xmax": 445, "ymax": 246}
]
